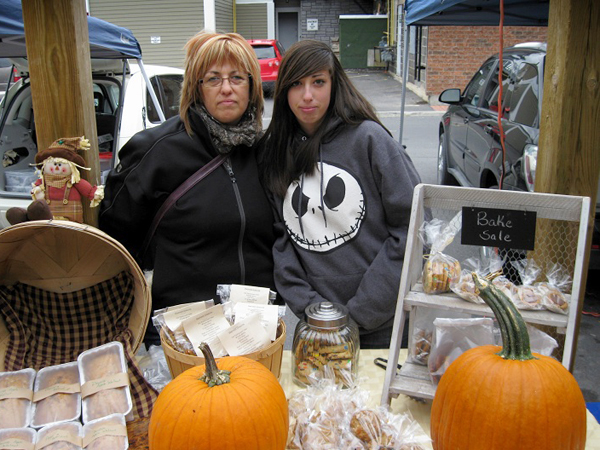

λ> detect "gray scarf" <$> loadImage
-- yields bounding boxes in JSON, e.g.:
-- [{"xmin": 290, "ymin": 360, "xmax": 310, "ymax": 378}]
[{"xmin": 195, "ymin": 105, "xmax": 261, "ymax": 155}]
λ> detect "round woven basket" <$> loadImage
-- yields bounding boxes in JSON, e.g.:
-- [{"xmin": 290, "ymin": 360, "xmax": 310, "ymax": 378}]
[
  {"xmin": 161, "ymin": 319, "xmax": 286, "ymax": 379},
  {"xmin": 0, "ymin": 220, "xmax": 151, "ymax": 371}
]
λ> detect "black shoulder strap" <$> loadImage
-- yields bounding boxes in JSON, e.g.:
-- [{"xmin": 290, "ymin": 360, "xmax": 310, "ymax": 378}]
[{"xmin": 138, "ymin": 153, "xmax": 227, "ymax": 262}]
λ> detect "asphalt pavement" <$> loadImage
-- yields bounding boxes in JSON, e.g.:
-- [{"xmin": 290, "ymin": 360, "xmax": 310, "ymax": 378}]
[{"xmin": 272, "ymin": 69, "xmax": 599, "ymax": 405}]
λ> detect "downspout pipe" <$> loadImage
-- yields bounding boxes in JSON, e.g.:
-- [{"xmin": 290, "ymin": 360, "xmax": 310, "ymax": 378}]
[{"xmin": 398, "ymin": 10, "xmax": 409, "ymax": 146}]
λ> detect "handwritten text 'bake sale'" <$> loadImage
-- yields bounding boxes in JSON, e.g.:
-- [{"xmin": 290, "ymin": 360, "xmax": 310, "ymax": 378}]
[{"xmin": 477, "ymin": 211, "xmax": 512, "ymax": 243}]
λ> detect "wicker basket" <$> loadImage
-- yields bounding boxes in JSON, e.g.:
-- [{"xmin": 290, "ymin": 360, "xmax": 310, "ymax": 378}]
[
  {"xmin": 0, "ymin": 220, "xmax": 151, "ymax": 371},
  {"xmin": 161, "ymin": 319, "xmax": 286, "ymax": 379}
]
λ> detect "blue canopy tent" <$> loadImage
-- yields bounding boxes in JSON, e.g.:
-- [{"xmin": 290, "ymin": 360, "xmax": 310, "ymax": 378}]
[
  {"xmin": 0, "ymin": 0, "xmax": 166, "ymax": 121},
  {"xmin": 405, "ymin": 0, "xmax": 549, "ymax": 27},
  {"xmin": 0, "ymin": 0, "xmax": 141, "ymax": 59},
  {"xmin": 398, "ymin": 0, "xmax": 549, "ymax": 144}
]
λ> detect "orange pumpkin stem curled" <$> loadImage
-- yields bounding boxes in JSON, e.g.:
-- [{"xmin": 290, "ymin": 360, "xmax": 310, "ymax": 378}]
[
  {"xmin": 472, "ymin": 273, "xmax": 535, "ymax": 361},
  {"xmin": 198, "ymin": 342, "xmax": 231, "ymax": 387}
]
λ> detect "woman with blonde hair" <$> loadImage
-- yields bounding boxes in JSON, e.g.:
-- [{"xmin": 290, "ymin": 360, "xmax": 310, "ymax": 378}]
[{"xmin": 100, "ymin": 31, "xmax": 276, "ymax": 346}]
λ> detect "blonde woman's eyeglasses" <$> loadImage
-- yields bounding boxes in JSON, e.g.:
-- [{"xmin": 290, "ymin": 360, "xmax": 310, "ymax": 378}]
[{"xmin": 200, "ymin": 74, "xmax": 251, "ymax": 88}]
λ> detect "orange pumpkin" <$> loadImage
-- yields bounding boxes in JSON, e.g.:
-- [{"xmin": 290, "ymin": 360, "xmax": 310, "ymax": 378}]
[
  {"xmin": 431, "ymin": 273, "xmax": 587, "ymax": 450},
  {"xmin": 149, "ymin": 343, "xmax": 289, "ymax": 450}
]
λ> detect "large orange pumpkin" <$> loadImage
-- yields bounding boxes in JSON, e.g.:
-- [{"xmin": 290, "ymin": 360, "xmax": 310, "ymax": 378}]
[
  {"xmin": 149, "ymin": 343, "xmax": 289, "ymax": 450},
  {"xmin": 431, "ymin": 273, "xmax": 587, "ymax": 450}
]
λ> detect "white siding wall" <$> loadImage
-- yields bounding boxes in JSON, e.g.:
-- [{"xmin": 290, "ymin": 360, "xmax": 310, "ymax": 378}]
[
  {"xmin": 215, "ymin": 0, "xmax": 234, "ymax": 32},
  {"xmin": 89, "ymin": 0, "xmax": 204, "ymax": 68},
  {"xmin": 235, "ymin": 3, "xmax": 268, "ymax": 39}
]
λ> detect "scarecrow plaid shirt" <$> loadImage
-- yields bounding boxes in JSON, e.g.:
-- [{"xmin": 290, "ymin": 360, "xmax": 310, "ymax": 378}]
[{"xmin": 0, "ymin": 271, "xmax": 157, "ymax": 418}]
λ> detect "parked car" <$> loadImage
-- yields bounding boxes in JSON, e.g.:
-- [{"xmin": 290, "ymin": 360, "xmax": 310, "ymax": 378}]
[
  {"xmin": 437, "ymin": 42, "xmax": 600, "ymax": 269},
  {"xmin": 0, "ymin": 58, "xmax": 17, "ymax": 100},
  {"xmin": 247, "ymin": 39, "xmax": 285, "ymax": 96},
  {"xmin": 0, "ymin": 59, "xmax": 183, "ymax": 228},
  {"xmin": 0, "ymin": 2, "xmax": 185, "ymax": 229}
]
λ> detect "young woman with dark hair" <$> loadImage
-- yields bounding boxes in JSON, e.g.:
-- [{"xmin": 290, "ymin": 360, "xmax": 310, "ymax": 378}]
[{"xmin": 260, "ymin": 39, "xmax": 421, "ymax": 349}]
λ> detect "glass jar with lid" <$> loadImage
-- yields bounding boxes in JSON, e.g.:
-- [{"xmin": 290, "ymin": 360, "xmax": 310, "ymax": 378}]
[{"xmin": 292, "ymin": 301, "xmax": 360, "ymax": 387}]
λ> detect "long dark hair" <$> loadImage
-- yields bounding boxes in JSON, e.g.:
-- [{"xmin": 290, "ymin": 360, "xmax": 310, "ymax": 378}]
[{"xmin": 259, "ymin": 40, "xmax": 389, "ymax": 197}]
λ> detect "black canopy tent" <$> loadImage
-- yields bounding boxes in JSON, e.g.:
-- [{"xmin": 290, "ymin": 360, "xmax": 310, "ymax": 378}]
[{"xmin": 398, "ymin": 0, "xmax": 550, "ymax": 145}]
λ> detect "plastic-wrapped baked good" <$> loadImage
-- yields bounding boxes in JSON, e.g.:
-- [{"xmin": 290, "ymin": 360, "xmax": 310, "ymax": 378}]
[
  {"xmin": 350, "ymin": 409, "xmax": 383, "ymax": 444},
  {"xmin": 36, "ymin": 421, "xmax": 82, "ymax": 449},
  {"xmin": 286, "ymin": 378, "xmax": 430, "ymax": 449},
  {"xmin": 450, "ymin": 270, "xmax": 483, "ymax": 304},
  {"xmin": 0, "ymin": 427, "xmax": 36, "ymax": 449},
  {"xmin": 537, "ymin": 282, "xmax": 569, "ymax": 314},
  {"xmin": 411, "ymin": 329, "xmax": 432, "ymax": 365},
  {"xmin": 428, "ymin": 317, "xmax": 495, "ymax": 385},
  {"xmin": 0, "ymin": 368, "xmax": 36, "ymax": 429},
  {"xmin": 32, "ymin": 361, "xmax": 81, "ymax": 428},
  {"xmin": 491, "ymin": 275, "xmax": 518, "ymax": 300},
  {"xmin": 516, "ymin": 284, "xmax": 544, "ymax": 310},
  {"xmin": 78, "ymin": 342, "xmax": 132, "ymax": 423},
  {"xmin": 422, "ymin": 253, "xmax": 461, "ymax": 294},
  {"xmin": 83, "ymin": 413, "xmax": 129, "ymax": 450}
]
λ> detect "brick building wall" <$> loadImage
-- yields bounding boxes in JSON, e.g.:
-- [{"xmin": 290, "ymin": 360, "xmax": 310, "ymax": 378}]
[
  {"xmin": 425, "ymin": 26, "xmax": 547, "ymax": 100},
  {"xmin": 300, "ymin": 0, "xmax": 372, "ymax": 46}
]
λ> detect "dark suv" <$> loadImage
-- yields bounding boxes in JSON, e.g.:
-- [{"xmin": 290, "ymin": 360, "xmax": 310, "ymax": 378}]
[
  {"xmin": 437, "ymin": 42, "xmax": 545, "ymax": 191},
  {"xmin": 437, "ymin": 42, "xmax": 600, "ymax": 268}
]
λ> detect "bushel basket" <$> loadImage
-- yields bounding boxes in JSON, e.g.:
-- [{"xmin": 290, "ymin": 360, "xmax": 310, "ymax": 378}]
[{"xmin": 0, "ymin": 220, "xmax": 155, "ymax": 418}]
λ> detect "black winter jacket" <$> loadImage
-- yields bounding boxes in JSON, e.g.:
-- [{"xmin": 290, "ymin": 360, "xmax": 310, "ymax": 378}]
[{"xmin": 99, "ymin": 110, "xmax": 276, "ymax": 344}]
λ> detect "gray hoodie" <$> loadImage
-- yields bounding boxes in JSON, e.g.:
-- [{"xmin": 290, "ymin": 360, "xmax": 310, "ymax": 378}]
[{"xmin": 272, "ymin": 119, "xmax": 421, "ymax": 345}]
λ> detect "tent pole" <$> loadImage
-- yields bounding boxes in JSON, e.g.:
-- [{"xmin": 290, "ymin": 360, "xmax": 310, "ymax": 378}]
[
  {"xmin": 398, "ymin": 11, "xmax": 409, "ymax": 146},
  {"xmin": 138, "ymin": 59, "xmax": 166, "ymax": 123}
]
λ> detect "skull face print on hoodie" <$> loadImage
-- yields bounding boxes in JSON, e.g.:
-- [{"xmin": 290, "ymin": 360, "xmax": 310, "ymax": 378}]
[{"xmin": 271, "ymin": 119, "xmax": 421, "ymax": 346}]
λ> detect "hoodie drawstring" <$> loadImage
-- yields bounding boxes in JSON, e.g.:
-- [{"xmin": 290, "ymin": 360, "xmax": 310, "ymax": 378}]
[
  {"xmin": 297, "ymin": 174, "xmax": 305, "ymax": 237},
  {"xmin": 318, "ymin": 147, "xmax": 327, "ymax": 228}
]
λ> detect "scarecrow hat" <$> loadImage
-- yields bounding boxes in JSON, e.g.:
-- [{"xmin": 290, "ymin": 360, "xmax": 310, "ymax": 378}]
[{"xmin": 34, "ymin": 136, "xmax": 89, "ymax": 167}]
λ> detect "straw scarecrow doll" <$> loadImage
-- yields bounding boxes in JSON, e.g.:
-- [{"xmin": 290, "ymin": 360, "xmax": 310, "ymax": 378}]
[{"xmin": 6, "ymin": 136, "xmax": 104, "ymax": 224}]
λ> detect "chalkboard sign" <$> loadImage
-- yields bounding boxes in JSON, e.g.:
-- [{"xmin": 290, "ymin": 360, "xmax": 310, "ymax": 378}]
[{"xmin": 461, "ymin": 207, "xmax": 536, "ymax": 250}]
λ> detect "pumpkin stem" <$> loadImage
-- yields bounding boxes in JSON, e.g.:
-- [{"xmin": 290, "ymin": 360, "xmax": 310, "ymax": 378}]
[
  {"xmin": 198, "ymin": 342, "xmax": 232, "ymax": 387},
  {"xmin": 472, "ymin": 273, "xmax": 535, "ymax": 361}
]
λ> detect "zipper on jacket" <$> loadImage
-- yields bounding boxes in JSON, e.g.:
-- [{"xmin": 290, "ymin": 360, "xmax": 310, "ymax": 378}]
[{"xmin": 224, "ymin": 158, "xmax": 246, "ymax": 283}]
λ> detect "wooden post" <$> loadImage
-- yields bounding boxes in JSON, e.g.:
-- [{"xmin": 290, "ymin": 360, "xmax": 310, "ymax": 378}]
[
  {"xmin": 535, "ymin": 0, "xmax": 599, "ymax": 369},
  {"xmin": 21, "ymin": 0, "xmax": 100, "ymax": 226}
]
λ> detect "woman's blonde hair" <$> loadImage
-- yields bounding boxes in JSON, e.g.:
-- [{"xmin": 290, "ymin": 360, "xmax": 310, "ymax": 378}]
[{"xmin": 179, "ymin": 30, "xmax": 263, "ymax": 135}]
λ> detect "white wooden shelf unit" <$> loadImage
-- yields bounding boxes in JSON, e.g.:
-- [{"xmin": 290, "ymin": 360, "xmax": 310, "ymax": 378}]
[{"xmin": 380, "ymin": 184, "xmax": 592, "ymax": 404}]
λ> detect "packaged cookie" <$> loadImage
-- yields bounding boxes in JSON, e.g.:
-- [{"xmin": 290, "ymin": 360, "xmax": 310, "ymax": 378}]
[
  {"xmin": 83, "ymin": 413, "xmax": 129, "ymax": 450},
  {"xmin": 537, "ymin": 263, "xmax": 571, "ymax": 315},
  {"xmin": 0, "ymin": 368, "xmax": 36, "ymax": 429},
  {"xmin": 78, "ymin": 342, "xmax": 132, "ymax": 424},
  {"xmin": 449, "ymin": 269, "xmax": 484, "ymax": 304},
  {"xmin": 511, "ymin": 259, "xmax": 544, "ymax": 310},
  {"xmin": 516, "ymin": 284, "xmax": 544, "ymax": 310},
  {"xmin": 538, "ymin": 283, "xmax": 569, "ymax": 314},
  {"xmin": 491, "ymin": 275, "xmax": 518, "ymax": 302},
  {"xmin": 450, "ymin": 256, "xmax": 508, "ymax": 304},
  {"xmin": 36, "ymin": 421, "xmax": 82, "ymax": 450},
  {"xmin": 422, "ymin": 252, "xmax": 461, "ymax": 294},
  {"xmin": 32, "ymin": 361, "xmax": 81, "ymax": 428},
  {"xmin": 418, "ymin": 216, "xmax": 462, "ymax": 294},
  {"xmin": 292, "ymin": 302, "xmax": 359, "ymax": 387},
  {"xmin": 0, "ymin": 427, "xmax": 36, "ymax": 449}
]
